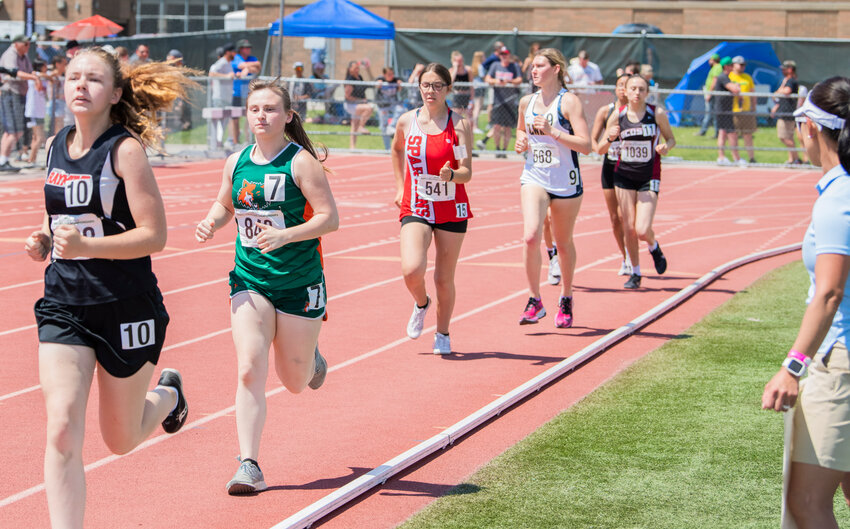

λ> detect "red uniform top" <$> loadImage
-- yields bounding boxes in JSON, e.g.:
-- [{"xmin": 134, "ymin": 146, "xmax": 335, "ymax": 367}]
[{"xmin": 399, "ymin": 109, "xmax": 472, "ymax": 223}]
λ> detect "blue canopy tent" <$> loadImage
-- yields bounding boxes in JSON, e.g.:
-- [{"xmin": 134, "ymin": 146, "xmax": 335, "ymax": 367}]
[
  {"xmin": 265, "ymin": 0, "xmax": 396, "ymax": 76},
  {"xmin": 664, "ymin": 42, "xmax": 782, "ymax": 126}
]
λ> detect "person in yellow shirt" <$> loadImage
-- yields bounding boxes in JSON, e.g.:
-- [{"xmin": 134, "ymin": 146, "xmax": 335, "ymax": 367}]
[{"xmin": 729, "ymin": 55, "xmax": 757, "ymax": 165}]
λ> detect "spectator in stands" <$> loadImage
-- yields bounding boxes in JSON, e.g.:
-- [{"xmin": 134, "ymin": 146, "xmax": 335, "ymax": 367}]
[
  {"xmin": 36, "ymin": 38, "xmax": 57, "ymax": 63},
  {"xmin": 450, "ymin": 50, "xmax": 472, "ymax": 120},
  {"xmin": 712, "ymin": 57, "xmax": 740, "ymax": 165},
  {"xmin": 482, "ymin": 41, "xmax": 505, "ymax": 74},
  {"xmin": 641, "ymin": 64, "xmax": 659, "ymax": 104},
  {"xmin": 46, "ymin": 55, "xmax": 68, "ymax": 135},
  {"xmin": 730, "ymin": 55, "xmax": 757, "ymax": 165},
  {"xmin": 114, "ymin": 46, "xmax": 130, "ymax": 65},
  {"xmin": 470, "ymin": 50, "xmax": 486, "ymax": 134},
  {"xmin": 0, "ymin": 35, "xmax": 38, "ymax": 172},
  {"xmin": 289, "ymin": 61, "xmax": 312, "ymax": 118},
  {"xmin": 772, "ymin": 59, "xmax": 802, "ymax": 165},
  {"xmin": 699, "ymin": 53, "xmax": 722, "ymax": 136},
  {"xmin": 483, "ymin": 46, "xmax": 522, "ymax": 157},
  {"xmin": 129, "ymin": 43, "xmax": 148, "ymax": 65},
  {"xmin": 64, "ymin": 39, "xmax": 80, "ymax": 60},
  {"xmin": 405, "ymin": 62, "xmax": 425, "ymax": 110},
  {"xmin": 344, "ymin": 60, "xmax": 373, "ymax": 149},
  {"xmin": 230, "ymin": 39, "xmax": 261, "ymax": 145},
  {"xmin": 209, "ymin": 43, "xmax": 236, "ymax": 148},
  {"xmin": 567, "ymin": 50, "xmax": 603, "ymax": 87},
  {"xmin": 24, "ymin": 59, "xmax": 47, "ymax": 168},
  {"xmin": 521, "ymin": 42, "xmax": 541, "ymax": 92},
  {"xmin": 375, "ymin": 66, "xmax": 403, "ymax": 149},
  {"xmin": 307, "ymin": 61, "xmax": 333, "ymax": 124},
  {"xmin": 167, "ymin": 49, "xmax": 192, "ymax": 131},
  {"xmin": 616, "ymin": 60, "xmax": 642, "ymax": 77}
]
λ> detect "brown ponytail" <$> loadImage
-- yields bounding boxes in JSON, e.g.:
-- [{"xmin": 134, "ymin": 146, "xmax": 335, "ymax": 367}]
[
  {"xmin": 247, "ymin": 77, "xmax": 328, "ymax": 164},
  {"xmin": 72, "ymin": 47, "xmax": 201, "ymax": 149}
]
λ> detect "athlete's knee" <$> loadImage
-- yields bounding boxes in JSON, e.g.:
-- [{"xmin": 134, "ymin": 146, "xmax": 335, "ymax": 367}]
[
  {"xmin": 433, "ymin": 271, "xmax": 455, "ymax": 295},
  {"xmin": 45, "ymin": 415, "xmax": 81, "ymax": 460},
  {"xmin": 236, "ymin": 358, "xmax": 266, "ymax": 389},
  {"xmin": 401, "ymin": 264, "xmax": 426, "ymax": 285},
  {"xmin": 608, "ymin": 209, "xmax": 622, "ymax": 228},
  {"xmin": 522, "ymin": 229, "xmax": 542, "ymax": 248},
  {"xmin": 635, "ymin": 225, "xmax": 652, "ymax": 241}
]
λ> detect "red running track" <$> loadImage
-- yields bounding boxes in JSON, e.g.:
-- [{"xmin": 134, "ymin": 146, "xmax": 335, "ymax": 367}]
[{"xmin": 0, "ymin": 155, "xmax": 814, "ymax": 528}]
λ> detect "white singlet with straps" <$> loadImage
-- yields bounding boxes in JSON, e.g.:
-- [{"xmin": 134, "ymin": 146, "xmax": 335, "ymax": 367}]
[{"xmin": 520, "ymin": 89, "xmax": 582, "ymax": 198}]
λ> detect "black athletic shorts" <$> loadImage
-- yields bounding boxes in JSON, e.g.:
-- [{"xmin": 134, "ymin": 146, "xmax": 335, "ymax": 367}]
[
  {"xmin": 601, "ymin": 160, "xmax": 616, "ymax": 190},
  {"xmin": 401, "ymin": 215, "xmax": 468, "ymax": 233},
  {"xmin": 35, "ymin": 288, "xmax": 170, "ymax": 378},
  {"xmin": 613, "ymin": 174, "xmax": 660, "ymax": 193}
]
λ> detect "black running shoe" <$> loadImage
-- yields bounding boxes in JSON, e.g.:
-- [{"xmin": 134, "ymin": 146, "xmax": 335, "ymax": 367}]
[
  {"xmin": 158, "ymin": 368, "xmax": 188, "ymax": 434},
  {"xmin": 624, "ymin": 273, "xmax": 642, "ymax": 290},
  {"xmin": 650, "ymin": 243, "xmax": 667, "ymax": 275}
]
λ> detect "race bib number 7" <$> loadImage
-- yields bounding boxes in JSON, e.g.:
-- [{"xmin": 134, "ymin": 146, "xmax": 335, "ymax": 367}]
[
  {"xmin": 235, "ymin": 209, "xmax": 285, "ymax": 248},
  {"xmin": 416, "ymin": 174, "xmax": 456, "ymax": 202}
]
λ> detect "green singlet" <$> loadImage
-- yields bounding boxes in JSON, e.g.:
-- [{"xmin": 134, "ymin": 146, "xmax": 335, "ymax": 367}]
[{"xmin": 230, "ymin": 143, "xmax": 324, "ymax": 293}]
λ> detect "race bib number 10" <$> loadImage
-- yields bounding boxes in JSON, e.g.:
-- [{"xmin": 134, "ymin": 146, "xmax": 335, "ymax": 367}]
[
  {"xmin": 416, "ymin": 174, "xmax": 456, "ymax": 202},
  {"xmin": 235, "ymin": 209, "xmax": 286, "ymax": 248}
]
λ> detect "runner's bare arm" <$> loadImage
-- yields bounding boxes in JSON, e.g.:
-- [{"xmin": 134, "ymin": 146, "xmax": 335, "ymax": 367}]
[
  {"xmin": 391, "ymin": 111, "xmax": 413, "ymax": 208},
  {"xmin": 655, "ymin": 108, "xmax": 676, "ymax": 156},
  {"xmin": 554, "ymin": 93, "xmax": 591, "ymax": 155},
  {"xmin": 591, "ymin": 104, "xmax": 610, "ymax": 155},
  {"xmin": 196, "ymin": 152, "xmax": 238, "ymax": 242},
  {"xmin": 515, "ymin": 95, "xmax": 530, "ymax": 153},
  {"xmin": 441, "ymin": 113, "xmax": 473, "ymax": 183}
]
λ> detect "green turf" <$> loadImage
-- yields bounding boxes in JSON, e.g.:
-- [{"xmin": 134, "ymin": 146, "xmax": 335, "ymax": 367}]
[
  {"xmin": 165, "ymin": 115, "xmax": 804, "ymax": 165},
  {"xmin": 398, "ymin": 261, "xmax": 850, "ymax": 529}
]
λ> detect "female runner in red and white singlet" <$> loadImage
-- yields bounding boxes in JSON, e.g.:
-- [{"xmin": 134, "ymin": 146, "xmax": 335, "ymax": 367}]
[{"xmin": 391, "ymin": 62, "xmax": 473, "ymax": 355}]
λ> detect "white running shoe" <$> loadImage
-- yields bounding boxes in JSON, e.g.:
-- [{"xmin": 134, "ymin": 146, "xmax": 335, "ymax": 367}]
[
  {"xmin": 716, "ymin": 156, "xmax": 731, "ymax": 166},
  {"xmin": 736, "ymin": 158, "xmax": 748, "ymax": 167},
  {"xmin": 226, "ymin": 458, "xmax": 267, "ymax": 495},
  {"xmin": 547, "ymin": 254, "xmax": 561, "ymax": 285},
  {"xmin": 433, "ymin": 332, "xmax": 451, "ymax": 355},
  {"xmin": 406, "ymin": 296, "xmax": 430, "ymax": 339},
  {"xmin": 618, "ymin": 260, "xmax": 632, "ymax": 276}
]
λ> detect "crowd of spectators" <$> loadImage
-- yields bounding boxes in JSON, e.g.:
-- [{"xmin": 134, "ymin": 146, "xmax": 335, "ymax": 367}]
[{"xmin": 0, "ymin": 34, "xmax": 806, "ymax": 165}]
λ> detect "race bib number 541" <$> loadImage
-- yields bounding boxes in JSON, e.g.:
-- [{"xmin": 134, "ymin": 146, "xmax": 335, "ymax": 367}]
[{"xmin": 416, "ymin": 174, "xmax": 456, "ymax": 202}]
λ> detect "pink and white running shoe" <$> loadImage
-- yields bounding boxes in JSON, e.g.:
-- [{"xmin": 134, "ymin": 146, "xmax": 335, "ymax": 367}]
[
  {"xmin": 519, "ymin": 297, "xmax": 546, "ymax": 325},
  {"xmin": 554, "ymin": 296, "xmax": 573, "ymax": 328}
]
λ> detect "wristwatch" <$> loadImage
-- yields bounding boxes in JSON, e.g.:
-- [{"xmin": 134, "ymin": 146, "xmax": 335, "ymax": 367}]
[{"xmin": 782, "ymin": 350, "xmax": 811, "ymax": 377}]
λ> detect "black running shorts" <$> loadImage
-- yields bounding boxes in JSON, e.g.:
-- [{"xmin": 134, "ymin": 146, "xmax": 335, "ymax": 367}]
[
  {"xmin": 34, "ymin": 288, "xmax": 170, "ymax": 378},
  {"xmin": 401, "ymin": 215, "xmax": 468, "ymax": 233}
]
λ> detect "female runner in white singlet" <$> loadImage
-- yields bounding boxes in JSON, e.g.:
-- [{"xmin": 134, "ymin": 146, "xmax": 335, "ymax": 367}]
[{"xmin": 515, "ymin": 48, "xmax": 590, "ymax": 328}]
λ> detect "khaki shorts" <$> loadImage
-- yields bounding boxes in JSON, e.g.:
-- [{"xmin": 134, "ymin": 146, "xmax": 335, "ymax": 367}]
[
  {"xmin": 777, "ymin": 119, "xmax": 796, "ymax": 141},
  {"xmin": 733, "ymin": 113, "xmax": 757, "ymax": 134},
  {"xmin": 791, "ymin": 340, "xmax": 850, "ymax": 471}
]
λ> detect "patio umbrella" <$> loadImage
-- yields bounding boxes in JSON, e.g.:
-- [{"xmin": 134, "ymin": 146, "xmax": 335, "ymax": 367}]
[{"xmin": 51, "ymin": 15, "xmax": 123, "ymax": 41}]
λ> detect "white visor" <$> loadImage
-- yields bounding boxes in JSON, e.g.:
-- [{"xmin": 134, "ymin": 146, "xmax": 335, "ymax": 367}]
[{"xmin": 793, "ymin": 94, "xmax": 846, "ymax": 130}]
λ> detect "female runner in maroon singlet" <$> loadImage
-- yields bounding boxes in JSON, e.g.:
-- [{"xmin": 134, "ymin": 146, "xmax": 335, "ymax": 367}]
[{"xmin": 391, "ymin": 62, "xmax": 473, "ymax": 355}]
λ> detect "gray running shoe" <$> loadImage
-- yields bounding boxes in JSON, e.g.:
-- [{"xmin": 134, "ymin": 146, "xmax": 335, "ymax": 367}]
[
  {"xmin": 308, "ymin": 347, "xmax": 327, "ymax": 390},
  {"xmin": 226, "ymin": 458, "xmax": 267, "ymax": 495},
  {"xmin": 406, "ymin": 296, "xmax": 430, "ymax": 339}
]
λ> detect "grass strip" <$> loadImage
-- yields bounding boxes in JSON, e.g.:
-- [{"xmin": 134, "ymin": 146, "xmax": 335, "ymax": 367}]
[{"xmin": 399, "ymin": 261, "xmax": 849, "ymax": 529}]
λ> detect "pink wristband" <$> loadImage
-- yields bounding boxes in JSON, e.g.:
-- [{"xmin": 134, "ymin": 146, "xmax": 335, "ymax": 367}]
[{"xmin": 788, "ymin": 349, "xmax": 811, "ymax": 366}]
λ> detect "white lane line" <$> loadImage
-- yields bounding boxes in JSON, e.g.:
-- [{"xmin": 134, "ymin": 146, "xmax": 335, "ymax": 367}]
[{"xmin": 269, "ymin": 244, "xmax": 803, "ymax": 529}]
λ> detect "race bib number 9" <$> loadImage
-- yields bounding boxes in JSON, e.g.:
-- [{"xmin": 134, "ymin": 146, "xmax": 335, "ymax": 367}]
[
  {"xmin": 531, "ymin": 144, "xmax": 560, "ymax": 168},
  {"xmin": 235, "ymin": 209, "xmax": 285, "ymax": 248},
  {"xmin": 416, "ymin": 174, "xmax": 456, "ymax": 202},
  {"xmin": 50, "ymin": 213, "xmax": 104, "ymax": 260},
  {"xmin": 619, "ymin": 140, "xmax": 652, "ymax": 163}
]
